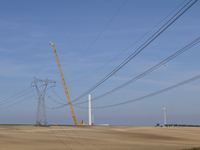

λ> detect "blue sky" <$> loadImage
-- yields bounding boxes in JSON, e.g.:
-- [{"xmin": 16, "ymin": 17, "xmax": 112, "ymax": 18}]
[{"xmin": 0, "ymin": 0, "xmax": 200, "ymax": 125}]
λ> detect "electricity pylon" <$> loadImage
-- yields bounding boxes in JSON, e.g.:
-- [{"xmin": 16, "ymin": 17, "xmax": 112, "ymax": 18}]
[{"xmin": 32, "ymin": 78, "xmax": 56, "ymax": 126}]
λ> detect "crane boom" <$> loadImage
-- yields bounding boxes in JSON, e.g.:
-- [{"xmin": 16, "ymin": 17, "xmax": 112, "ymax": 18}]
[{"xmin": 50, "ymin": 41, "xmax": 85, "ymax": 125}]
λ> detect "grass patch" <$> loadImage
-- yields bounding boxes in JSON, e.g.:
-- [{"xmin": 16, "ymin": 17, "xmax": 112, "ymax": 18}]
[
  {"xmin": 0, "ymin": 124, "xmax": 33, "ymax": 126},
  {"xmin": 183, "ymin": 147, "xmax": 200, "ymax": 150}
]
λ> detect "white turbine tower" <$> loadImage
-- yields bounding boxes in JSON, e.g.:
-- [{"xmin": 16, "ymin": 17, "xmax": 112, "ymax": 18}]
[
  {"xmin": 88, "ymin": 94, "xmax": 92, "ymax": 125},
  {"xmin": 163, "ymin": 105, "xmax": 167, "ymax": 126}
]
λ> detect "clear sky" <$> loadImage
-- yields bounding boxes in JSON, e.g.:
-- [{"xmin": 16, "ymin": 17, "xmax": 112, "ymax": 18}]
[{"xmin": 0, "ymin": 0, "xmax": 200, "ymax": 126}]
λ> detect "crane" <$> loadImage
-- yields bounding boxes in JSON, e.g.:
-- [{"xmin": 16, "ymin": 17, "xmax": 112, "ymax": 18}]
[{"xmin": 50, "ymin": 41, "xmax": 85, "ymax": 125}]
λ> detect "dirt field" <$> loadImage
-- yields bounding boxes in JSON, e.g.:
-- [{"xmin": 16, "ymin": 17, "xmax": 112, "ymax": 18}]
[{"xmin": 0, "ymin": 125, "xmax": 200, "ymax": 150}]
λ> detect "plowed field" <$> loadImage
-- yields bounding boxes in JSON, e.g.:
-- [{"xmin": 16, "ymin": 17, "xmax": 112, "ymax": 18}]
[{"xmin": 0, "ymin": 125, "xmax": 200, "ymax": 150}]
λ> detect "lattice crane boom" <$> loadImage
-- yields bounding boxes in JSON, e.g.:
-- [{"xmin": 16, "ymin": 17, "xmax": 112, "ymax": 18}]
[{"xmin": 50, "ymin": 41, "xmax": 85, "ymax": 125}]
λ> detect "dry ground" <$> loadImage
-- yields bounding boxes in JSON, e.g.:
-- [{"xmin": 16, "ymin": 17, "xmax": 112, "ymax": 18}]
[{"xmin": 0, "ymin": 125, "xmax": 200, "ymax": 150}]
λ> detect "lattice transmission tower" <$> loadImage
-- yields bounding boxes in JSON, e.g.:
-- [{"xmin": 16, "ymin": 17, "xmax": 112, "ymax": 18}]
[{"xmin": 31, "ymin": 78, "xmax": 56, "ymax": 126}]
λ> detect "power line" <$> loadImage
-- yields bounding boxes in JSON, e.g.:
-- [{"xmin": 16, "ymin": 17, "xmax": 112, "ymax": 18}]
[
  {"xmin": 0, "ymin": 90, "xmax": 34, "ymax": 106},
  {"xmin": 48, "ymin": 73, "xmax": 200, "ymax": 110},
  {"xmin": 95, "ymin": 74, "xmax": 200, "ymax": 109},
  {"xmin": 74, "ymin": 37, "xmax": 200, "ymax": 105},
  {"xmin": 53, "ymin": 36, "xmax": 200, "ymax": 108},
  {"xmin": 0, "ymin": 87, "xmax": 32, "ymax": 104},
  {"xmin": 0, "ymin": 88, "xmax": 35, "ymax": 106},
  {"xmin": 0, "ymin": 95, "xmax": 36, "ymax": 111},
  {"xmin": 51, "ymin": 87, "xmax": 67, "ymax": 103},
  {"xmin": 67, "ymin": 0, "xmax": 128, "ymax": 73},
  {"xmin": 72, "ymin": 0, "xmax": 197, "ymax": 103},
  {"xmin": 69, "ymin": 0, "xmax": 188, "ymax": 83},
  {"xmin": 45, "ymin": 39, "xmax": 200, "ymax": 111},
  {"xmin": 79, "ymin": 74, "xmax": 200, "ymax": 109},
  {"xmin": 41, "ymin": 0, "xmax": 198, "ymax": 110},
  {"xmin": 0, "ymin": 83, "xmax": 52, "ymax": 106},
  {"xmin": 46, "ymin": 93, "xmax": 66, "ymax": 105},
  {"xmin": 0, "ymin": 85, "xmax": 56, "ymax": 111}
]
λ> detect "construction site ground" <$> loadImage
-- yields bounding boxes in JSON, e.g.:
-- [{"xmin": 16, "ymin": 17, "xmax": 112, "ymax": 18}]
[{"xmin": 0, "ymin": 125, "xmax": 200, "ymax": 150}]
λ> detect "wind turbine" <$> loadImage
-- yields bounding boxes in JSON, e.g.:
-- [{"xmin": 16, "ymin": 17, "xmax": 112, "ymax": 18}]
[{"xmin": 163, "ymin": 105, "xmax": 167, "ymax": 126}]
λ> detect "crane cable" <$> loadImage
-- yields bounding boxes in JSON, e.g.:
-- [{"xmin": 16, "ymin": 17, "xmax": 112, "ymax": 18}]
[
  {"xmin": 72, "ymin": 0, "xmax": 197, "ymax": 103},
  {"xmin": 65, "ymin": 81, "xmax": 84, "ymax": 122}
]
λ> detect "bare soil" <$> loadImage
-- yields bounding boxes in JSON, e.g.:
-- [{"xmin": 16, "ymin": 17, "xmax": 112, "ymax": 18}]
[{"xmin": 0, "ymin": 125, "xmax": 200, "ymax": 150}]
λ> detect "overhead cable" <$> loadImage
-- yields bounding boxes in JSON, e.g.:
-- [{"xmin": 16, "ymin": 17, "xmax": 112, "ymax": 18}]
[
  {"xmin": 76, "ymin": 37, "xmax": 200, "ymax": 105},
  {"xmin": 47, "ymin": 73, "xmax": 200, "ymax": 110},
  {"xmin": 46, "ymin": 93, "xmax": 66, "ymax": 105},
  {"xmin": 72, "ymin": 0, "xmax": 197, "ymax": 103},
  {"xmin": 69, "ymin": 0, "xmax": 188, "ymax": 83},
  {"xmin": 94, "ymin": 74, "xmax": 200, "ymax": 109},
  {"xmin": 67, "ymin": 0, "xmax": 128, "ymax": 73},
  {"xmin": 78, "ymin": 74, "xmax": 200, "ymax": 109},
  {"xmin": 0, "ymin": 87, "xmax": 34, "ymax": 106},
  {"xmin": 0, "ymin": 87, "xmax": 31, "ymax": 104},
  {"xmin": 51, "ymin": 87, "xmax": 67, "ymax": 103},
  {"xmin": 0, "ymin": 95, "xmax": 35, "ymax": 111},
  {"xmin": 0, "ymin": 83, "xmax": 52, "ymax": 106},
  {"xmin": 55, "ymin": 36, "xmax": 200, "ymax": 107}
]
